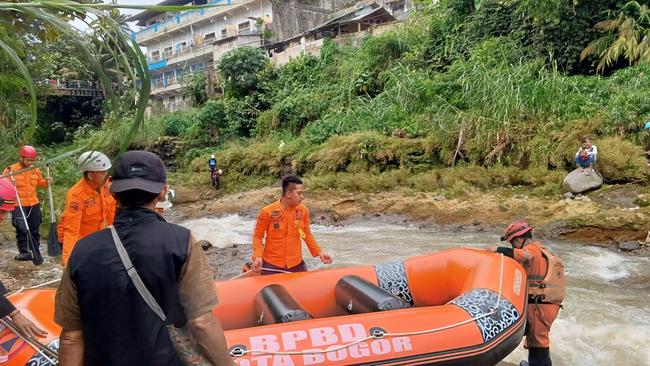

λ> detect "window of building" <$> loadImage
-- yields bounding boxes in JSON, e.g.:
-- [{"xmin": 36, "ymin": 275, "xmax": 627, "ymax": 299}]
[
  {"xmin": 204, "ymin": 32, "xmax": 216, "ymax": 41},
  {"xmin": 238, "ymin": 21, "xmax": 250, "ymax": 32},
  {"xmin": 220, "ymin": 28, "xmax": 227, "ymax": 38},
  {"xmin": 163, "ymin": 46, "xmax": 173, "ymax": 58},
  {"xmin": 151, "ymin": 50, "xmax": 160, "ymax": 61},
  {"xmin": 175, "ymin": 42, "xmax": 187, "ymax": 54}
]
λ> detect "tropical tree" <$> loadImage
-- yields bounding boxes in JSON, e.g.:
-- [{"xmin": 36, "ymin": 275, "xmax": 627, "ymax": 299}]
[
  {"xmin": 0, "ymin": 0, "xmax": 223, "ymax": 167},
  {"xmin": 581, "ymin": 1, "xmax": 650, "ymax": 73},
  {"xmin": 0, "ymin": 0, "xmax": 149, "ymax": 158}
]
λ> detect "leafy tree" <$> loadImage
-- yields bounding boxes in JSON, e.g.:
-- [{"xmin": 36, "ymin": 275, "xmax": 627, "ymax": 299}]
[
  {"xmin": 581, "ymin": 1, "xmax": 650, "ymax": 73},
  {"xmin": 36, "ymin": 35, "xmax": 94, "ymax": 81},
  {"xmin": 181, "ymin": 71, "xmax": 208, "ymax": 107},
  {"xmin": 187, "ymin": 99, "xmax": 227, "ymax": 146},
  {"xmin": 217, "ymin": 46, "xmax": 270, "ymax": 98}
]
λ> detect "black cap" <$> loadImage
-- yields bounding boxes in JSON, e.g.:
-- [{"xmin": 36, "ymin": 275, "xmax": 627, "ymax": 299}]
[{"xmin": 110, "ymin": 151, "xmax": 166, "ymax": 194}]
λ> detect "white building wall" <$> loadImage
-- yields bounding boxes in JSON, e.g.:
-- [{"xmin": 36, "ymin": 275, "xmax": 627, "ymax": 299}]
[
  {"xmin": 143, "ymin": 0, "xmax": 273, "ymax": 112},
  {"xmin": 146, "ymin": 1, "xmax": 272, "ymax": 62}
]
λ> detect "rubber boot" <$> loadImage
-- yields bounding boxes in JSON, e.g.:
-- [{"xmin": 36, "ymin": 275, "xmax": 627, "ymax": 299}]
[
  {"xmin": 14, "ymin": 252, "xmax": 32, "ymax": 261},
  {"xmin": 528, "ymin": 347, "xmax": 551, "ymax": 366}
]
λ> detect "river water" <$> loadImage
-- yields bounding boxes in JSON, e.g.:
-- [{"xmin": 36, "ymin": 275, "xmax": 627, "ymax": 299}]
[{"xmin": 183, "ymin": 215, "xmax": 650, "ymax": 366}]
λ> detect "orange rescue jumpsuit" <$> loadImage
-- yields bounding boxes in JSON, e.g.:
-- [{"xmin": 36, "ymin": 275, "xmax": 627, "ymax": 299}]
[
  {"xmin": 2, "ymin": 163, "xmax": 48, "ymax": 206},
  {"xmin": 59, "ymin": 178, "xmax": 116, "ymax": 266},
  {"xmin": 512, "ymin": 241, "xmax": 561, "ymax": 349},
  {"xmin": 252, "ymin": 200, "xmax": 321, "ymax": 269}
]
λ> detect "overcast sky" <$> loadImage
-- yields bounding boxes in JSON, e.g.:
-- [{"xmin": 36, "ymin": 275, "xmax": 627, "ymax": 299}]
[
  {"xmin": 72, "ymin": 0, "xmax": 162, "ymax": 30},
  {"xmin": 115, "ymin": 0, "xmax": 162, "ymax": 18}
]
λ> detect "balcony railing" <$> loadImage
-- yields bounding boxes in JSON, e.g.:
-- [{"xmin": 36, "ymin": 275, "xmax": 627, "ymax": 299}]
[
  {"xmin": 146, "ymin": 31, "xmax": 262, "ymax": 70},
  {"xmin": 151, "ymin": 66, "xmax": 217, "ymax": 93},
  {"xmin": 132, "ymin": 0, "xmax": 235, "ymax": 42}
]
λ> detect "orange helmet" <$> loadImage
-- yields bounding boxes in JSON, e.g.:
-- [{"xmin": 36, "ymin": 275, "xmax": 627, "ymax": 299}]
[
  {"xmin": 501, "ymin": 220, "xmax": 532, "ymax": 241},
  {"xmin": 0, "ymin": 178, "xmax": 16, "ymax": 211},
  {"xmin": 19, "ymin": 145, "xmax": 37, "ymax": 158}
]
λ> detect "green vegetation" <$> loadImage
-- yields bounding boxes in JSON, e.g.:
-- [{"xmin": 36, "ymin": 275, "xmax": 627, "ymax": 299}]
[
  {"xmin": 142, "ymin": 0, "xmax": 648, "ymax": 195},
  {"xmin": 2, "ymin": 0, "xmax": 649, "ymax": 205}
]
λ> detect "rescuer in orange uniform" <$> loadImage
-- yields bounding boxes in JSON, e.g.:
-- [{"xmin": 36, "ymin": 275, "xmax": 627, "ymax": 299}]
[
  {"xmin": 59, "ymin": 151, "xmax": 116, "ymax": 266},
  {"xmin": 2, "ymin": 146, "xmax": 52, "ymax": 261},
  {"xmin": 489, "ymin": 220, "xmax": 565, "ymax": 366},
  {"xmin": 252, "ymin": 175, "xmax": 332, "ymax": 275},
  {"xmin": 0, "ymin": 177, "xmax": 48, "ymax": 339}
]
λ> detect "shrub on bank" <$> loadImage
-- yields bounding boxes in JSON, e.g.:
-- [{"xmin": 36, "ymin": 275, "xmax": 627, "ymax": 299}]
[
  {"xmin": 596, "ymin": 137, "xmax": 648, "ymax": 182},
  {"xmin": 161, "ymin": 112, "xmax": 193, "ymax": 137}
]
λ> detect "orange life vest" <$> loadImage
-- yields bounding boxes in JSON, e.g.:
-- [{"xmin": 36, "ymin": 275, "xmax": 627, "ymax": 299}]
[{"xmin": 528, "ymin": 244, "xmax": 566, "ymax": 304}]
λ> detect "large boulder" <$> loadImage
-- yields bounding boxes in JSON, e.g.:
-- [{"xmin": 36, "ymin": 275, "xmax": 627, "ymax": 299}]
[{"xmin": 562, "ymin": 169, "xmax": 603, "ymax": 193}]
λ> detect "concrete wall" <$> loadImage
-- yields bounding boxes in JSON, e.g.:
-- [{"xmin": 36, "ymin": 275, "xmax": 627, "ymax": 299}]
[
  {"xmin": 269, "ymin": 0, "xmax": 357, "ymax": 42},
  {"xmin": 270, "ymin": 21, "xmax": 400, "ymax": 67}
]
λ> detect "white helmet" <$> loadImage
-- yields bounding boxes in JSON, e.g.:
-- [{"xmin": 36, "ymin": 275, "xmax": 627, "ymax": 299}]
[
  {"xmin": 78, "ymin": 151, "xmax": 112, "ymax": 172},
  {"xmin": 210, "ymin": 154, "xmax": 215, "ymax": 159}
]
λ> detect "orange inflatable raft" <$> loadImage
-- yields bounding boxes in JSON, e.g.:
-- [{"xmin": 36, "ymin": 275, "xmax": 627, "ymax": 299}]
[{"xmin": 2, "ymin": 248, "xmax": 528, "ymax": 365}]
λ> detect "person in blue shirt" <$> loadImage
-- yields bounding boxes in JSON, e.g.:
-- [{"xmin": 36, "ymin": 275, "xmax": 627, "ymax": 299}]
[
  {"xmin": 575, "ymin": 148, "xmax": 595, "ymax": 174},
  {"xmin": 208, "ymin": 154, "xmax": 217, "ymax": 173},
  {"xmin": 574, "ymin": 136, "xmax": 597, "ymax": 163}
]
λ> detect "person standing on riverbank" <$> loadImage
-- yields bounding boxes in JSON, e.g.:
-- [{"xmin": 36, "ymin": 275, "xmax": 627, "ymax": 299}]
[
  {"xmin": 58, "ymin": 151, "xmax": 116, "ymax": 266},
  {"xmin": 0, "ymin": 177, "xmax": 47, "ymax": 339},
  {"xmin": 55, "ymin": 151, "xmax": 234, "ymax": 366},
  {"xmin": 252, "ymin": 175, "xmax": 332, "ymax": 275},
  {"xmin": 2, "ymin": 146, "xmax": 52, "ymax": 261},
  {"xmin": 489, "ymin": 220, "xmax": 564, "ymax": 366}
]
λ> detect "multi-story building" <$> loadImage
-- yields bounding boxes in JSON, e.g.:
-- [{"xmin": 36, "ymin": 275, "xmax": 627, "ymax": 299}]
[
  {"xmin": 128, "ymin": 0, "xmax": 273, "ymax": 111},
  {"xmin": 129, "ymin": 0, "xmax": 364, "ymax": 112}
]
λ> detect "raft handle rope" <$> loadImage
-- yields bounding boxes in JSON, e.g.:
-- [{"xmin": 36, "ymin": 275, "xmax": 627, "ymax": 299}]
[
  {"xmin": 6, "ymin": 278, "xmax": 62, "ymax": 297},
  {"xmin": 230, "ymin": 267, "xmax": 291, "ymax": 280},
  {"xmin": 229, "ymin": 254, "xmax": 506, "ymax": 357}
]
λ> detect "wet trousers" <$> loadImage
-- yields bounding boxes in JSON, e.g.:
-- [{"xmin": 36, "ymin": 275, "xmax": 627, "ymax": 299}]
[
  {"xmin": 525, "ymin": 302, "xmax": 560, "ymax": 366},
  {"xmin": 11, "ymin": 204, "xmax": 41, "ymax": 254}
]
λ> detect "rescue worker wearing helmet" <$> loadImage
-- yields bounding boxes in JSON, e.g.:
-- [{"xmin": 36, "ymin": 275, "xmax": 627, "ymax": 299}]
[
  {"xmin": 0, "ymin": 178, "xmax": 48, "ymax": 339},
  {"xmin": 58, "ymin": 151, "xmax": 116, "ymax": 266},
  {"xmin": 489, "ymin": 221, "xmax": 565, "ymax": 366},
  {"xmin": 2, "ymin": 146, "xmax": 53, "ymax": 261},
  {"xmin": 209, "ymin": 154, "xmax": 217, "ymax": 173}
]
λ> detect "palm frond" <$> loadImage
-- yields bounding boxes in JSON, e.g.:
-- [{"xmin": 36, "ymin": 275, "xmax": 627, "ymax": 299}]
[{"xmin": 0, "ymin": 0, "xmax": 226, "ymax": 155}]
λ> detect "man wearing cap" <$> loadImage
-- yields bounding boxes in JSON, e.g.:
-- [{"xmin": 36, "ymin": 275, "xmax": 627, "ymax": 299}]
[
  {"xmin": 55, "ymin": 151, "xmax": 234, "ymax": 366},
  {"xmin": 2, "ymin": 145, "xmax": 52, "ymax": 261},
  {"xmin": 59, "ymin": 151, "xmax": 116, "ymax": 266}
]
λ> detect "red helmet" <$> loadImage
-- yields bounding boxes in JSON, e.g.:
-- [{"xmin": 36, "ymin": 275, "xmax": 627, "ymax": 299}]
[
  {"xmin": 0, "ymin": 178, "xmax": 16, "ymax": 211},
  {"xmin": 501, "ymin": 220, "xmax": 533, "ymax": 241},
  {"xmin": 19, "ymin": 145, "xmax": 37, "ymax": 158}
]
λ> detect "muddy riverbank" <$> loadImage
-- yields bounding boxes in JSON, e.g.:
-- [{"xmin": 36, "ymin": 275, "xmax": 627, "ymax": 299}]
[
  {"xmin": 173, "ymin": 183, "xmax": 650, "ymax": 247},
  {"xmin": 2, "ymin": 182, "xmax": 649, "ymax": 292}
]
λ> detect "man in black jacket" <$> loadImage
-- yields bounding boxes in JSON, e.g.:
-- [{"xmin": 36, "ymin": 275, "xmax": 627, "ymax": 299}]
[{"xmin": 54, "ymin": 151, "xmax": 234, "ymax": 366}]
